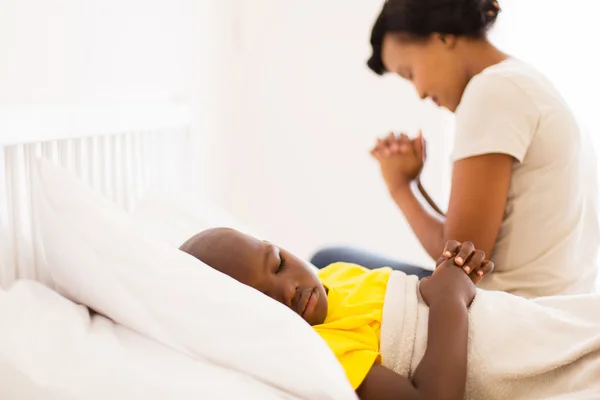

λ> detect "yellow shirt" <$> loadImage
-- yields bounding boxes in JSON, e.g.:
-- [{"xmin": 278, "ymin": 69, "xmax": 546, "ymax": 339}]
[{"xmin": 314, "ymin": 262, "xmax": 392, "ymax": 389}]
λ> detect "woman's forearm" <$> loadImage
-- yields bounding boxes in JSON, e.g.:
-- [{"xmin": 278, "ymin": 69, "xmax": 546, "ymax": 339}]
[
  {"xmin": 391, "ymin": 182, "xmax": 446, "ymax": 259},
  {"xmin": 412, "ymin": 298, "xmax": 469, "ymax": 400}
]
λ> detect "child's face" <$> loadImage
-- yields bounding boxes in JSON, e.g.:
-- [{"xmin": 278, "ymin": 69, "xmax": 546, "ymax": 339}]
[{"xmin": 186, "ymin": 229, "xmax": 328, "ymax": 326}]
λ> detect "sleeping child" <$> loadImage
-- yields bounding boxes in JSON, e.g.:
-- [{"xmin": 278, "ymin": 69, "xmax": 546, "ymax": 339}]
[{"xmin": 180, "ymin": 228, "xmax": 600, "ymax": 400}]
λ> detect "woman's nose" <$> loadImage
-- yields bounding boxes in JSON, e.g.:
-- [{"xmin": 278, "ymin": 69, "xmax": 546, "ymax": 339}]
[{"xmin": 412, "ymin": 82, "xmax": 427, "ymax": 100}]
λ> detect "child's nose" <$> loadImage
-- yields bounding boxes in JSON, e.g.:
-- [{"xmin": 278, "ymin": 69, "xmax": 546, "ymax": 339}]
[{"xmin": 280, "ymin": 280, "xmax": 298, "ymax": 309}]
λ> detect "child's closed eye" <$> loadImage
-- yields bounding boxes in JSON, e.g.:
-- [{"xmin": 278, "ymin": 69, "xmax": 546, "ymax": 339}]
[{"xmin": 276, "ymin": 255, "xmax": 286, "ymax": 274}]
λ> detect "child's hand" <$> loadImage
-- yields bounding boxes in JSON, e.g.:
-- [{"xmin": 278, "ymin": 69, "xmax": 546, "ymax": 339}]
[
  {"xmin": 435, "ymin": 240, "xmax": 494, "ymax": 285},
  {"xmin": 420, "ymin": 257, "xmax": 476, "ymax": 308},
  {"xmin": 370, "ymin": 131, "xmax": 426, "ymax": 194}
]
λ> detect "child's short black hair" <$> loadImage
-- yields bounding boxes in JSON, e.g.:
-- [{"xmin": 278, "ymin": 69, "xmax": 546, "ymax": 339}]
[{"xmin": 368, "ymin": 0, "xmax": 501, "ymax": 75}]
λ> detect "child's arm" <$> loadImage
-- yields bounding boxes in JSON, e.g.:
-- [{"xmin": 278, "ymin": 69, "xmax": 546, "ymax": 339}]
[
  {"xmin": 356, "ymin": 245, "xmax": 478, "ymax": 400},
  {"xmin": 357, "ymin": 299, "xmax": 468, "ymax": 400}
]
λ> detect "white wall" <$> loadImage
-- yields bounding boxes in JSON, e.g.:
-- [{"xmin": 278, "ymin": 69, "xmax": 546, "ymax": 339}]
[
  {"xmin": 0, "ymin": 0, "xmax": 233, "ymax": 198},
  {"xmin": 0, "ymin": 0, "xmax": 221, "ymax": 103},
  {"xmin": 489, "ymin": 0, "xmax": 600, "ymax": 125},
  {"xmin": 223, "ymin": 0, "xmax": 452, "ymax": 265},
  {"xmin": 4, "ymin": 0, "xmax": 596, "ymax": 273},
  {"xmin": 0, "ymin": 0, "xmax": 449, "ymax": 267},
  {"xmin": 224, "ymin": 0, "xmax": 600, "ymax": 268}
]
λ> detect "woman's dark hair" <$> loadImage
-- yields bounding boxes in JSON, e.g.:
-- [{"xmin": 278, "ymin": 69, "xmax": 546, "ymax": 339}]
[{"xmin": 368, "ymin": 0, "xmax": 501, "ymax": 75}]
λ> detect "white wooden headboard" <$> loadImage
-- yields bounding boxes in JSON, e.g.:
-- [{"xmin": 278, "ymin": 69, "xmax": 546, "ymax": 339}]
[{"xmin": 0, "ymin": 104, "xmax": 193, "ymax": 289}]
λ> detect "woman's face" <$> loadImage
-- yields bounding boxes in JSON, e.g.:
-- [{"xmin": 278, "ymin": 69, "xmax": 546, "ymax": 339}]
[{"xmin": 381, "ymin": 33, "xmax": 470, "ymax": 112}]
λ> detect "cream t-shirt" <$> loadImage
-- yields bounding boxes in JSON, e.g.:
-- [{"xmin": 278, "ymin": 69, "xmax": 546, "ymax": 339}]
[{"xmin": 452, "ymin": 58, "xmax": 599, "ymax": 298}]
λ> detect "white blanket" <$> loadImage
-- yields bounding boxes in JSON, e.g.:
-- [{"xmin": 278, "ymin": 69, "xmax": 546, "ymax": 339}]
[
  {"xmin": 380, "ymin": 271, "xmax": 600, "ymax": 400},
  {"xmin": 0, "ymin": 280, "xmax": 294, "ymax": 399}
]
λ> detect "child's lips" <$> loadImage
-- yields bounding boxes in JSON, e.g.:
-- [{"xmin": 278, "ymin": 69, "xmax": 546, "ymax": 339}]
[
  {"xmin": 297, "ymin": 288, "xmax": 316, "ymax": 317},
  {"xmin": 301, "ymin": 289, "xmax": 318, "ymax": 319}
]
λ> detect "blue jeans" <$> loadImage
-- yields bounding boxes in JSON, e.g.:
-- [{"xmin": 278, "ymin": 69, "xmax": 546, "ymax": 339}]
[{"xmin": 310, "ymin": 246, "xmax": 432, "ymax": 280}]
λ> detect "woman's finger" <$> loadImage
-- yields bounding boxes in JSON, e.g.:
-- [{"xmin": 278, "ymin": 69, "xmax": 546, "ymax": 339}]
[
  {"xmin": 396, "ymin": 134, "xmax": 411, "ymax": 152},
  {"xmin": 380, "ymin": 134, "xmax": 395, "ymax": 156},
  {"xmin": 370, "ymin": 147, "xmax": 380, "ymax": 160},
  {"xmin": 398, "ymin": 133, "xmax": 410, "ymax": 143},
  {"xmin": 454, "ymin": 241, "xmax": 475, "ymax": 267},
  {"xmin": 375, "ymin": 138, "xmax": 389, "ymax": 156},
  {"xmin": 413, "ymin": 135, "xmax": 423, "ymax": 160},
  {"xmin": 402, "ymin": 134, "xmax": 413, "ymax": 153},
  {"xmin": 371, "ymin": 145, "xmax": 386, "ymax": 161},
  {"xmin": 384, "ymin": 132, "xmax": 395, "ymax": 145}
]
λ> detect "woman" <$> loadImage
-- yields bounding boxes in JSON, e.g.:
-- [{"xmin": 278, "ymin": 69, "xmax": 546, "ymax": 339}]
[{"xmin": 311, "ymin": 0, "xmax": 599, "ymax": 298}]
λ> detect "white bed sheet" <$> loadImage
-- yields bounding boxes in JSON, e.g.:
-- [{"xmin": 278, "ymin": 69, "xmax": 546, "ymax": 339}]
[{"xmin": 0, "ymin": 280, "xmax": 293, "ymax": 400}]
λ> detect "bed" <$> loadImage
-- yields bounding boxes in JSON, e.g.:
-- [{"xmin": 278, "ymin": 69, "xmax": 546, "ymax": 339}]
[
  {"xmin": 0, "ymin": 104, "xmax": 192, "ymax": 285},
  {"xmin": 0, "ymin": 104, "xmax": 356, "ymax": 399}
]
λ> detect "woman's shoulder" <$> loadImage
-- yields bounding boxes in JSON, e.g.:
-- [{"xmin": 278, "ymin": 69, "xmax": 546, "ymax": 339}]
[
  {"xmin": 452, "ymin": 58, "xmax": 573, "ymax": 163},
  {"xmin": 474, "ymin": 58, "xmax": 543, "ymax": 84},
  {"xmin": 461, "ymin": 58, "xmax": 564, "ymax": 114}
]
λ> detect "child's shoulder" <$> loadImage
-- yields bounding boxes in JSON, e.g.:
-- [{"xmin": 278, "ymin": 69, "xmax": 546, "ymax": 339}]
[
  {"xmin": 317, "ymin": 262, "xmax": 370, "ymax": 278},
  {"xmin": 317, "ymin": 262, "xmax": 391, "ymax": 287}
]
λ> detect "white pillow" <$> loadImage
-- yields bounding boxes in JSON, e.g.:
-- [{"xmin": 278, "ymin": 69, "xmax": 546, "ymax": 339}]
[
  {"xmin": 32, "ymin": 159, "xmax": 356, "ymax": 400},
  {"xmin": 130, "ymin": 187, "xmax": 323, "ymax": 273},
  {"xmin": 130, "ymin": 185, "xmax": 262, "ymax": 248},
  {"xmin": 0, "ymin": 280, "xmax": 293, "ymax": 400}
]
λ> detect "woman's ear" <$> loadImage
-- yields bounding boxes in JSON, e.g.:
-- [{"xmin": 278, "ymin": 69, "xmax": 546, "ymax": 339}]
[{"xmin": 436, "ymin": 33, "xmax": 457, "ymax": 48}]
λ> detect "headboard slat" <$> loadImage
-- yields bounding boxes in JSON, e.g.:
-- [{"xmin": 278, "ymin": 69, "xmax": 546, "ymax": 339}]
[{"xmin": 0, "ymin": 105, "xmax": 192, "ymax": 289}]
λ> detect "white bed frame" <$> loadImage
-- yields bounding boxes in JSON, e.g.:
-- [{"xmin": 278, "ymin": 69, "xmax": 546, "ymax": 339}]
[{"xmin": 0, "ymin": 103, "xmax": 193, "ymax": 289}]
